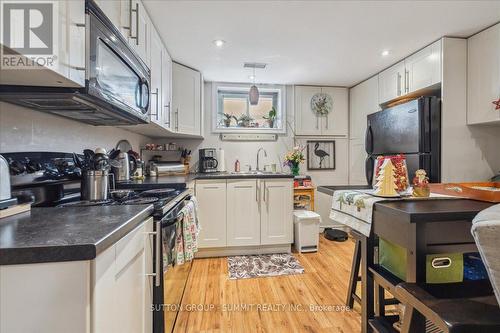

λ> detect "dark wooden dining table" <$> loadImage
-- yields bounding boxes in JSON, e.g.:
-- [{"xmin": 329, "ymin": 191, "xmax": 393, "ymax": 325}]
[{"xmin": 360, "ymin": 198, "xmax": 494, "ymax": 333}]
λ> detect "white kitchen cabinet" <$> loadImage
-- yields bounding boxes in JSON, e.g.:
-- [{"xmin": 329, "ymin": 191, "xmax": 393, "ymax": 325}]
[
  {"xmin": 378, "ymin": 40, "xmax": 442, "ymax": 104},
  {"xmin": 93, "ymin": 217, "xmax": 154, "ymax": 333},
  {"xmin": 149, "ymin": 27, "xmax": 163, "ymax": 125},
  {"xmin": 378, "ymin": 61, "xmax": 405, "ymax": 104},
  {"xmin": 467, "ymin": 23, "xmax": 500, "ymax": 125},
  {"xmin": 227, "ymin": 179, "xmax": 261, "ymax": 246},
  {"xmin": 172, "ymin": 62, "xmax": 202, "ymax": 136},
  {"xmin": 0, "ymin": 218, "xmax": 153, "ymax": 333},
  {"xmin": 294, "ymin": 86, "xmax": 348, "ymax": 136},
  {"xmin": 260, "ymin": 179, "xmax": 293, "ymax": 245},
  {"xmin": 0, "ymin": 0, "xmax": 85, "ymax": 87},
  {"xmin": 405, "ymin": 39, "xmax": 441, "ymax": 93},
  {"xmin": 349, "ymin": 139, "xmax": 368, "ymax": 185},
  {"xmin": 94, "ymin": 0, "xmax": 123, "ymax": 32},
  {"xmin": 161, "ymin": 46, "xmax": 173, "ymax": 128},
  {"xmin": 195, "ymin": 180, "xmax": 227, "ymax": 248},
  {"xmin": 126, "ymin": 0, "xmax": 150, "ymax": 67}
]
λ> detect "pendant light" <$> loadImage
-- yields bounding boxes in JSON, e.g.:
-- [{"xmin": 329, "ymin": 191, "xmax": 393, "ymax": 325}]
[{"xmin": 249, "ymin": 67, "xmax": 259, "ymax": 105}]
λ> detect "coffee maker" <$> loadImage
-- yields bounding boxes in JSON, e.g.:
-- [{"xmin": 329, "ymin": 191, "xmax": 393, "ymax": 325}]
[{"xmin": 199, "ymin": 149, "xmax": 219, "ymax": 173}]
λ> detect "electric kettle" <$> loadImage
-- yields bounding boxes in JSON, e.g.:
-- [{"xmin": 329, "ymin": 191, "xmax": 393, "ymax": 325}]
[{"xmin": 111, "ymin": 151, "xmax": 137, "ymax": 182}]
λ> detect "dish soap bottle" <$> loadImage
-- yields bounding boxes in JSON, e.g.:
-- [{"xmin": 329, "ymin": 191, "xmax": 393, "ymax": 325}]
[{"xmin": 234, "ymin": 158, "xmax": 240, "ymax": 172}]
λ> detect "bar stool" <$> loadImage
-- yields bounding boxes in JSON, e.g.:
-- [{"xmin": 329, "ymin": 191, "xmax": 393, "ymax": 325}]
[{"xmin": 346, "ymin": 230, "xmax": 363, "ymax": 308}]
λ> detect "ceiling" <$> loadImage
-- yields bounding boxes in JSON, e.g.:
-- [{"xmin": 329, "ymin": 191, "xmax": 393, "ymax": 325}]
[{"xmin": 143, "ymin": 0, "xmax": 500, "ymax": 87}]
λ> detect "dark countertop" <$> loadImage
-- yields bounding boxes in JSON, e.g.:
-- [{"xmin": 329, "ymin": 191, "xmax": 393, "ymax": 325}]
[
  {"xmin": 194, "ymin": 172, "xmax": 294, "ymax": 180},
  {"xmin": 0, "ymin": 204, "xmax": 154, "ymax": 265},
  {"xmin": 317, "ymin": 185, "xmax": 371, "ymax": 196},
  {"xmin": 373, "ymin": 199, "xmax": 493, "ymax": 223}
]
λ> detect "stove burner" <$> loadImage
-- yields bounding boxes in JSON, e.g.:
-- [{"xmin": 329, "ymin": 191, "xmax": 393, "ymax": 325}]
[
  {"xmin": 59, "ymin": 199, "xmax": 113, "ymax": 207},
  {"xmin": 122, "ymin": 197, "xmax": 159, "ymax": 205},
  {"xmin": 139, "ymin": 188, "xmax": 176, "ymax": 198}
]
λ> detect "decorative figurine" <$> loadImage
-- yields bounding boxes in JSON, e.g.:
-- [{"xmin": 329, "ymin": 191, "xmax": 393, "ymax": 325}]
[
  {"xmin": 374, "ymin": 159, "xmax": 399, "ymax": 197},
  {"xmin": 412, "ymin": 169, "xmax": 430, "ymax": 197}
]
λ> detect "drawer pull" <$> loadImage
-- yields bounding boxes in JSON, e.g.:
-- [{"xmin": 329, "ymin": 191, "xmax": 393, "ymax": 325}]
[{"xmin": 431, "ymin": 257, "xmax": 451, "ymax": 269}]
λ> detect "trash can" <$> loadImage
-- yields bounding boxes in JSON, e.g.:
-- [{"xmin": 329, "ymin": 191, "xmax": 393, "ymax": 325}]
[{"xmin": 293, "ymin": 210, "xmax": 321, "ymax": 253}]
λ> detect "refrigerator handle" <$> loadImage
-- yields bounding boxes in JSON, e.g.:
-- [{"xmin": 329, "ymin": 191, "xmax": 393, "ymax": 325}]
[{"xmin": 365, "ymin": 123, "xmax": 373, "ymax": 154}]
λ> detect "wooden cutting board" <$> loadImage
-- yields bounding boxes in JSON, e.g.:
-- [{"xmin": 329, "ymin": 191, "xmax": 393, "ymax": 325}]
[
  {"xmin": 429, "ymin": 182, "xmax": 500, "ymax": 203},
  {"xmin": 0, "ymin": 203, "xmax": 31, "ymax": 219}
]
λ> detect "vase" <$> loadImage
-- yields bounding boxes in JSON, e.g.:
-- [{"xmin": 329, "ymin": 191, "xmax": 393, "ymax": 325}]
[{"xmin": 290, "ymin": 163, "xmax": 300, "ymax": 176}]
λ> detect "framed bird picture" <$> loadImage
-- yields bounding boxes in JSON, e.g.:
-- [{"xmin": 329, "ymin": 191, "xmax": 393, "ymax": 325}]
[{"xmin": 306, "ymin": 140, "xmax": 335, "ymax": 170}]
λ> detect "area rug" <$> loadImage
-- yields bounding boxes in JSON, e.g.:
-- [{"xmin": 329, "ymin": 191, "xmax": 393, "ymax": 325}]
[{"xmin": 227, "ymin": 253, "xmax": 305, "ymax": 280}]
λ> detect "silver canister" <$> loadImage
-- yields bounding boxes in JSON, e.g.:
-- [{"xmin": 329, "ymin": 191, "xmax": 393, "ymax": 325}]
[{"xmin": 81, "ymin": 170, "xmax": 114, "ymax": 201}]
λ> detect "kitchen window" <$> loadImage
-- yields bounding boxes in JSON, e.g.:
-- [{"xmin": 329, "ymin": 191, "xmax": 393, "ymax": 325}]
[{"xmin": 213, "ymin": 83, "xmax": 286, "ymax": 133}]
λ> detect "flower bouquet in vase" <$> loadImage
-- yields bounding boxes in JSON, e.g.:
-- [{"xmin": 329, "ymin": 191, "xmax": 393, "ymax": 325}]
[{"xmin": 284, "ymin": 146, "xmax": 305, "ymax": 176}]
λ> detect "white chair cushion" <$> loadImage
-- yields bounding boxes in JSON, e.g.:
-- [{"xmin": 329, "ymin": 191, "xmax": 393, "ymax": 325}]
[{"xmin": 471, "ymin": 204, "xmax": 500, "ymax": 305}]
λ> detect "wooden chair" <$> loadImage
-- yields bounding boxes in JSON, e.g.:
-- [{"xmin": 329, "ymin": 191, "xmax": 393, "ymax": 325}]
[{"xmin": 396, "ymin": 282, "xmax": 500, "ymax": 333}]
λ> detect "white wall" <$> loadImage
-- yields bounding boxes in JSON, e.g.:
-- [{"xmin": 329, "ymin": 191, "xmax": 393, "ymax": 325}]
[
  {"xmin": 0, "ymin": 102, "xmax": 150, "ymax": 153},
  {"xmin": 158, "ymin": 82, "xmax": 350, "ymax": 187}
]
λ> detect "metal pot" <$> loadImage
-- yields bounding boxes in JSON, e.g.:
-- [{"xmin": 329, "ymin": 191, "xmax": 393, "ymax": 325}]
[{"xmin": 81, "ymin": 170, "xmax": 114, "ymax": 201}]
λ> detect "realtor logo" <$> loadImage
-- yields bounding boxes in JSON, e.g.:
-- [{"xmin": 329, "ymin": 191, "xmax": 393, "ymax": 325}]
[
  {"xmin": 2, "ymin": 3, "xmax": 53, "ymax": 54},
  {"xmin": 1, "ymin": 1, "xmax": 58, "ymax": 69}
]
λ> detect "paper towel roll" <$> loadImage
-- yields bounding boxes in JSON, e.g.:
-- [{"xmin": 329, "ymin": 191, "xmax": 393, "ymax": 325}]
[{"xmin": 217, "ymin": 148, "xmax": 225, "ymax": 172}]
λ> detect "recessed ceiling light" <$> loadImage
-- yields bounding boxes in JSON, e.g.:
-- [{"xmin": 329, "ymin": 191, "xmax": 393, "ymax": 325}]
[
  {"xmin": 213, "ymin": 39, "xmax": 226, "ymax": 48},
  {"xmin": 248, "ymin": 75, "xmax": 255, "ymax": 80},
  {"xmin": 381, "ymin": 50, "xmax": 390, "ymax": 56}
]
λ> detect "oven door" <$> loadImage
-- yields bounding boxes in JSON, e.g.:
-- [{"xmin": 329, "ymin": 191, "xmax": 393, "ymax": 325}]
[
  {"xmin": 87, "ymin": 6, "xmax": 150, "ymax": 121},
  {"xmin": 154, "ymin": 197, "xmax": 193, "ymax": 333}
]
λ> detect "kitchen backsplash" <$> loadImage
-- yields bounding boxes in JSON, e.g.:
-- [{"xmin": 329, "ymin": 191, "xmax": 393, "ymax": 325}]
[{"xmin": 0, "ymin": 102, "xmax": 150, "ymax": 154}]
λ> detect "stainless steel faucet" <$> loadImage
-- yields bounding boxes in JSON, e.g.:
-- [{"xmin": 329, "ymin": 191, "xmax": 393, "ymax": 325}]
[{"xmin": 256, "ymin": 147, "xmax": 268, "ymax": 171}]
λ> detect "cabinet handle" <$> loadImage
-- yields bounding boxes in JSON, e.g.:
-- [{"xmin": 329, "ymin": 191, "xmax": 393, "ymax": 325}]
[
  {"xmin": 397, "ymin": 72, "xmax": 402, "ymax": 96},
  {"xmin": 154, "ymin": 222, "xmax": 161, "ymax": 287},
  {"xmin": 150, "ymin": 88, "xmax": 159, "ymax": 120},
  {"xmin": 203, "ymin": 186, "xmax": 219, "ymax": 189},
  {"xmin": 316, "ymin": 116, "xmax": 319, "ymax": 129},
  {"xmin": 405, "ymin": 70, "xmax": 409, "ymax": 93},
  {"xmin": 127, "ymin": 2, "xmax": 139, "ymax": 45},
  {"xmin": 325, "ymin": 114, "xmax": 329, "ymax": 130},
  {"xmin": 263, "ymin": 182, "xmax": 266, "ymax": 202},
  {"xmin": 175, "ymin": 108, "xmax": 179, "ymax": 131},
  {"xmin": 164, "ymin": 102, "xmax": 170, "ymax": 125}
]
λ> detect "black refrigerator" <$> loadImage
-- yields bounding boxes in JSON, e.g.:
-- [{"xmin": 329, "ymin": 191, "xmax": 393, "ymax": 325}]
[{"xmin": 365, "ymin": 96, "xmax": 441, "ymax": 186}]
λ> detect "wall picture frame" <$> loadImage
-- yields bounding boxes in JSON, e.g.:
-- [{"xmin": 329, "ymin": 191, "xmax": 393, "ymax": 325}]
[{"xmin": 306, "ymin": 140, "xmax": 335, "ymax": 170}]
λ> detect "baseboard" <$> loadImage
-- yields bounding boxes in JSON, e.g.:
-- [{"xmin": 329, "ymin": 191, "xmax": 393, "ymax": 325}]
[{"xmin": 195, "ymin": 244, "xmax": 291, "ymax": 258}]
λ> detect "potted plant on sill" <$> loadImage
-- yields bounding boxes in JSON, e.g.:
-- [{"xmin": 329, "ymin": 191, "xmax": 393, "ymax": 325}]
[
  {"xmin": 284, "ymin": 146, "xmax": 305, "ymax": 176},
  {"xmin": 222, "ymin": 113, "xmax": 236, "ymax": 127},
  {"xmin": 237, "ymin": 114, "xmax": 254, "ymax": 127},
  {"xmin": 263, "ymin": 106, "xmax": 277, "ymax": 128}
]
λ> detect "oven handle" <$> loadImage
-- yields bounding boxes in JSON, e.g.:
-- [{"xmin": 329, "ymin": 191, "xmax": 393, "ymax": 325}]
[{"xmin": 154, "ymin": 221, "xmax": 161, "ymax": 287}]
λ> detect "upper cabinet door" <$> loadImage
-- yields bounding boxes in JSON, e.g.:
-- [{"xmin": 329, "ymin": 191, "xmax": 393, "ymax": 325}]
[
  {"xmin": 321, "ymin": 87, "xmax": 348, "ymax": 136},
  {"xmin": 349, "ymin": 76, "xmax": 380, "ymax": 140},
  {"xmin": 161, "ymin": 48, "xmax": 173, "ymax": 129},
  {"xmin": 127, "ymin": 0, "xmax": 150, "ymax": 68},
  {"xmin": 467, "ymin": 23, "xmax": 500, "ymax": 125},
  {"xmin": 405, "ymin": 39, "xmax": 442, "ymax": 93},
  {"xmin": 149, "ymin": 28, "xmax": 163, "ymax": 125},
  {"xmin": 226, "ymin": 180, "xmax": 260, "ymax": 247},
  {"xmin": 172, "ymin": 63, "xmax": 202, "ymax": 135},
  {"xmin": 260, "ymin": 180, "xmax": 293, "ymax": 245},
  {"xmin": 295, "ymin": 86, "xmax": 322, "ymax": 135},
  {"xmin": 378, "ymin": 61, "xmax": 405, "ymax": 104}
]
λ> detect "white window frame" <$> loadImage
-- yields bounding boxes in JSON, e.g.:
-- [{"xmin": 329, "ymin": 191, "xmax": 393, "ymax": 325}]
[{"xmin": 211, "ymin": 82, "xmax": 287, "ymax": 134}]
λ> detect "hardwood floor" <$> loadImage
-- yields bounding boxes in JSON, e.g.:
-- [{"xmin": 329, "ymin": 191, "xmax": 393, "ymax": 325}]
[{"xmin": 172, "ymin": 236, "xmax": 361, "ymax": 333}]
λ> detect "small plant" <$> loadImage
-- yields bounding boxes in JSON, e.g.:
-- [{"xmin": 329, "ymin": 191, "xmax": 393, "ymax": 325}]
[
  {"xmin": 263, "ymin": 107, "xmax": 277, "ymax": 128},
  {"xmin": 222, "ymin": 113, "xmax": 237, "ymax": 127},
  {"xmin": 237, "ymin": 114, "xmax": 254, "ymax": 127}
]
